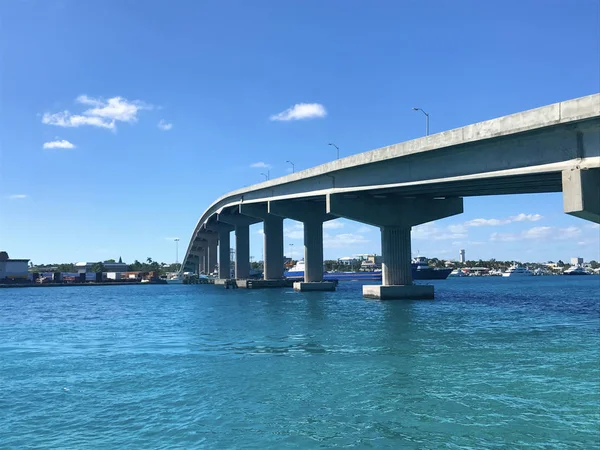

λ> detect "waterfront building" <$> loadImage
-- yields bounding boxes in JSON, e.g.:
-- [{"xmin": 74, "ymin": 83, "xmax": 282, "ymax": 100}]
[
  {"xmin": 570, "ymin": 257, "xmax": 584, "ymax": 267},
  {"xmin": 337, "ymin": 256, "xmax": 357, "ymax": 266},
  {"xmin": 75, "ymin": 258, "xmax": 128, "ymax": 273},
  {"xmin": 459, "ymin": 249, "xmax": 466, "ymax": 263},
  {"xmin": 0, "ymin": 251, "xmax": 30, "ymax": 281}
]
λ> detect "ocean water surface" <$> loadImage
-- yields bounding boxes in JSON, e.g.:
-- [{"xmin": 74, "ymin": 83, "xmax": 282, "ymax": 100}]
[{"xmin": 1, "ymin": 277, "xmax": 599, "ymax": 448}]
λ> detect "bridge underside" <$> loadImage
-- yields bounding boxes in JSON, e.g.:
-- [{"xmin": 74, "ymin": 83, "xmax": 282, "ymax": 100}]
[{"xmin": 180, "ymin": 94, "xmax": 600, "ymax": 298}]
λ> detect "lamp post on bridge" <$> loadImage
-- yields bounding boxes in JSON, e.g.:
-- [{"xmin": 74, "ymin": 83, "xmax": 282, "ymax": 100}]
[
  {"xmin": 261, "ymin": 171, "xmax": 270, "ymax": 181},
  {"xmin": 412, "ymin": 107, "xmax": 430, "ymax": 136},
  {"xmin": 286, "ymin": 160, "xmax": 295, "ymax": 173},
  {"xmin": 328, "ymin": 143, "xmax": 340, "ymax": 160}
]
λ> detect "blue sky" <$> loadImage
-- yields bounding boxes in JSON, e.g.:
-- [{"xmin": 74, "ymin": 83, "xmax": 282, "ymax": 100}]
[{"xmin": 1, "ymin": 0, "xmax": 599, "ymax": 265}]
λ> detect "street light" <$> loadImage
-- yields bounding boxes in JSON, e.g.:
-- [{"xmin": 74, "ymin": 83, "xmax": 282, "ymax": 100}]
[
  {"xmin": 328, "ymin": 143, "xmax": 339, "ymax": 159},
  {"xmin": 261, "ymin": 171, "xmax": 270, "ymax": 181},
  {"xmin": 174, "ymin": 238, "xmax": 180, "ymax": 264},
  {"xmin": 412, "ymin": 107, "xmax": 430, "ymax": 136},
  {"xmin": 289, "ymin": 243, "xmax": 294, "ymax": 260},
  {"xmin": 286, "ymin": 160, "xmax": 295, "ymax": 173}
]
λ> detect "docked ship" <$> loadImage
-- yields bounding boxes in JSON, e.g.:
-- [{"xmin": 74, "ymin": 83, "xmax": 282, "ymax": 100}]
[
  {"xmin": 284, "ymin": 257, "xmax": 452, "ymax": 281},
  {"xmin": 563, "ymin": 266, "xmax": 589, "ymax": 275},
  {"xmin": 501, "ymin": 265, "xmax": 533, "ymax": 277},
  {"xmin": 166, "ymin": 273, "xmax": 184, "ymax": 284}
]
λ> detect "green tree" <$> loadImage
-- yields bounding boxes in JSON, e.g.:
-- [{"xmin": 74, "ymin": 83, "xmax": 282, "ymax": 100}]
[
  {"xmin": 105, "ymin": 259, "xmax": 116, "ymax": 263},
  {"xmin": 57, "ymin": 263, "xmax": 75, "ymax": 272},
  {"xmin": 589, "ymin": 260, "xmax": 599, "ymax": 269}
]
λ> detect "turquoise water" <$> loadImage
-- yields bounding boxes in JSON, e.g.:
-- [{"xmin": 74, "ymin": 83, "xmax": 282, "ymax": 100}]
[{"xmin": 1, "ymin": 277, "xmax": 599, "ymax": 449}]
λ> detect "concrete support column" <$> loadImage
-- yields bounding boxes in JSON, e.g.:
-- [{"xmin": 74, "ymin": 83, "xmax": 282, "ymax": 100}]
[
  {"xmin": 197, "ymin": 249, "xmax": 205, "ymax": 274},
  {"xmin": 268, "ymin": 199, "xmax": 336, "ymax": 291},
  {"xmin": 327, "ymin": 194, "xmax": 463, "ymax": 299},
  {"xmin": 235, "ymin": 224, "xmax": 250, "ymax": 279},
  {"xmin": 218, "ymin": 230, "xmax": 230, "ymax": 279},
  {"xmin": 381, "ymin": 227, "xmax": 412, "ymax": 286},
  {"xmin": 217, "ymin": 212, "xmax": 260, "ymax": 280},
  {"xmin": 263, "ymin": 215, "xmax": 284, "ymax": 279},
  {"xmin": 304, "ymin": 221, "xmax": 324, "ymax": 283},
  {"xmin": 207, "ymin": 240, "xmax": 218, "ymax": 275}
]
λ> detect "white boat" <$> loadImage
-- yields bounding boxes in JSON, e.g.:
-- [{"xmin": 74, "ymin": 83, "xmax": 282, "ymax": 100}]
[
  {"xmin": 449, "ymin": 269, "xmax": 468, "ymax": 277},
  {"xmin": 502, "ymin": 265, "xmax": 533, "ymax": 277},
  {"xmin": 563, "ymin": 266, "xmax": 589, "ymax": 276},
  {"xmin": 166, "ymin": 273, "xmax": 184, "ymax": 284}
]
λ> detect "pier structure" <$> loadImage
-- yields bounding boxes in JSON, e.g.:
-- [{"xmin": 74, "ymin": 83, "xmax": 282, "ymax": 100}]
[{"xmin": 180, "ymin": 94, "xmax": 600, "ymax": 299}]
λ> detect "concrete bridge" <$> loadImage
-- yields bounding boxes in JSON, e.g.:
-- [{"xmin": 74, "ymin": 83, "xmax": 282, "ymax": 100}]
[{"xmin": 181, "ymin": 94, "xmax": 600, "ymax": 299}]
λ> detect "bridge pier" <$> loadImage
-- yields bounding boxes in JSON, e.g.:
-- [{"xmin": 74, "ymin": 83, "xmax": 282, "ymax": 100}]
[
  {"xmin": 218, "ymin": 213, "xmax": 261, "ymax": 280},
  {"xmin": 563, "ymin": 168, "xmax": 600, "ymax": 223},
  {"xmin": 206, "ymin": 222, "xmax": 234, "ymax": 279},
  {"xmin": 196, "ymin": 232, "xmax": 218, "ymax": 275},
  {"xmin": 269, "ymin": 200, "xmax": 336, "ymax": 292},
  {"xmin": 327, "ymin": 194, "xmax": 463, "ymax": 300},
  {"xmin": 239, "ymin": 204, "xmax": 285, "ymax": 280}
]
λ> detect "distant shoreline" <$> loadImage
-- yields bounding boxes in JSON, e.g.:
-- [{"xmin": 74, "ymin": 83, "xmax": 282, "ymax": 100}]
[{"xmin": 0, "ymin": 281, "xmax": 167, "ymax": 289}]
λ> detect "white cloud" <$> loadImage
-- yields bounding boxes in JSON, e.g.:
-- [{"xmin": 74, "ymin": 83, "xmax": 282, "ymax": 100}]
[
  {"xmin": 447, "ymin": 223, "xmax": 468, "ymax": 234},
  {"xmin": 42, "ymin": 111, "xmax": 115, "ymax": 130},
  {"xmin": 356, "ymin": 225, "xmax": 375, "ymax": 234},
  {"xmin": 6, "ymin": 194, "xmax": 28, "ymax": 199},
  {"xmin": 42, "ymin": 95, "xmax": 151, "ymax": 131},
  {"xmin": 557, "ymin": 226, "xmax": 582, "ymax": 239},
  {"xmin": 270, "ymin": 103, "xmax": 327, "ymax": 121},
  {"xmin": 510, "ymin": 213, "xmax": 542, "ymax": 222},
  {"xmin": 323, "ymin": 232, "xmax": 369, "ymax": 249},
  {"xmin": 323, "ymin": 220, "xmax": 344, "ymax": 230},
  {"xmin": 43, "ymin": 139, "xmax": 75, "ymax": 149},
  {"xmin": 465, "ymin": 218, "xmax": 509, "ymax": 227},
  {"xmin": 522, "ymin": 226, "xmax": 552, "ymax": 240},
  {"xmin": 489, "ymin": 232, "xmax": 518, "ymax": 242},
  {"xmin": 464, "ymin": 213, "xmax": 543, "ymax": 228},
  {"xmin": 255, "ymin": 228, "xmax": 264, "ymax": 235},
  {"xmin": 413, "ymin": 221, "xmax": 467, "ymax": 241},
  {"xmin": 250, "ymin": 162, "xmax": 272, "ymax": 169},
  {"xmin": 158, "ymin": 119, "xmax": 172, "ymax": 131},
  {"xmin": 490, "ymin": 226, "xmax": 581, "ymax": 242},
  {"xmin": 284, "ymin": 222, "xmax": 304, "ymax": 240}
]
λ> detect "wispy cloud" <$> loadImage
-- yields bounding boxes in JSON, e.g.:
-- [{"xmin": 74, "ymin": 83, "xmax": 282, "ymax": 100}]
[
  {"xmin": 323, "ymin": 220, "xmax": 344, "ymax": 230},
  {"xmin": 464, "ymin": 213, "xmax": 542, "ymax": 227},
  {"xmin": 413, "ymin": 222, "xmax": 467, "ymax": 241},
  {"xmin": 356, "ymin": 225, "xmax": 375, "ymax": 234},
  {"xmin": 42, "ymin": 95, "xmax": 152, "ymax": 131},
  {"xmin": 270, "ymin": 103, "xmax": 327, "ymax": 121},
  {"xmin": 284, "ymin": 222, "xmax": 304, "ymax": 240},
  {"xmin": 157, "ymin": 119, "xmax": 172, "ymax": 131},
  {"xmin": 250, "ymin": 162, "xmax": 272, "ymax": 169},
  {"xmin": 43, "ymin": 139, "xmax": 75, "ymax": 149},
  {"xmin": 6, "ymin": 194, "xmax": 28, "ymax": 200},
  {"xmin": 511, "ymin": 213, "xmax": 543, "ymax": 222},
  {"xmin": 324, "ymin": 232, "xmax": 369, "ymax": 249},
  {"xmin": 42, "ymin": 112, "xmax": 115, "ymax": 130},
  {"xmin": 490, "ymin": 226, "xmax": 581, "ymax": 242}
]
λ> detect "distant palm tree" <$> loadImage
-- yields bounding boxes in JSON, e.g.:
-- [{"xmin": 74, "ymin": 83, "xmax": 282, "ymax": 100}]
[{"xmin": 146, "ymin": 257, "xmax": 153, "ymax": 264}]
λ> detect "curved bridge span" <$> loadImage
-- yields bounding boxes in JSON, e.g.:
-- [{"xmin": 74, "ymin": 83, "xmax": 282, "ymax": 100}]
[{"xmin": 181, "ymin": 94, "xmax": 600, "ymax": 299}]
